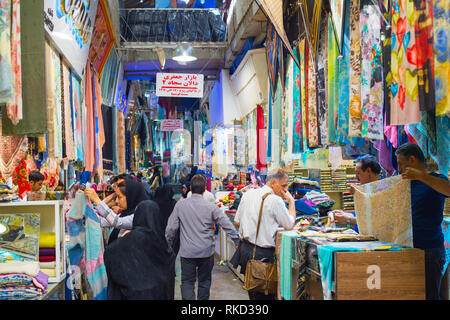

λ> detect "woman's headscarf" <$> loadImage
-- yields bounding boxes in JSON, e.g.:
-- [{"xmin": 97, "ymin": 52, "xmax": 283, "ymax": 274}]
[
  {"xmin": 104, "ymin": 200, "xmax": 174, "ymax": 300},
  {"xmin": 154, "ymin": 184, "xmax": 179, "ymax": 256},
  {"xmin": 108, "ymin": 178, "xmax": 149, "ymax": 244}
]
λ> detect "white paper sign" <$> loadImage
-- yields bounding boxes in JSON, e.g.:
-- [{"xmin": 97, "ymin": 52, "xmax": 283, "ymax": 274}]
[
  {"xmin": 156, "ymin": 73, "xmax": 204, "ymax": 98},
  {"xmin": 44, "ymin": 0, "xmax": 99, "ymax": 77},
  {"xmin": 160, "ymin": 119, "xmax": 184, "ymax": 131}
]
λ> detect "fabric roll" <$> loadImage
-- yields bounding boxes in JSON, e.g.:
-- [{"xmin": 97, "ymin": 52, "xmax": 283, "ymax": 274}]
[
  {"xmin": 40, "ymin": 268, "xmax": 56, "ymax": 278},
  {"xmin": 39, "ymin": 248, "xmax": 56, "ymax": 256},
  {"xmin": 0, "ymin": 261, "xmax": 40, "ymax": 277},
  {"xmin": 39, "ymin": 255, "xmax": 56, "ymax": 263},
  {"xmin": 348, "ymin": 0, "xmax": 362, "ymax": 137},
  {"xmin": 433, "ymin": 0, "xmax": 449, "ymax": 116},
  {"xmin": 6, "ymin": 0, "xmax": 22, "ymax": 125},
  {"xmin": 390, "ymin": 0, "xmax": 422, "ymax": 125},
  {"xmin": 39, "ymin": 232, "xmax": 56, "ymax": 249}
]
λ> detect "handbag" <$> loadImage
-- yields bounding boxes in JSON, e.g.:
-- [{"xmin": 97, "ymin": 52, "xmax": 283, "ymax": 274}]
[{"xmin": 242, "ymin": 192, "xmax": 278, "ymax": 295}]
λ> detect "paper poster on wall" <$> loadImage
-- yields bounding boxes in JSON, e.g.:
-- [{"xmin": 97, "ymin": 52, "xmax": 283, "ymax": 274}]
[
  {"xmin": 44, "ymin": 0, "xmax": 99, "ymax": 77},
  {"xmin": 160, "ymin": 119, "xmax": 184, "ymax": 131},
  {"xmin": 156, "ymin": 73, "xmax": 204, "ymax": 98}
]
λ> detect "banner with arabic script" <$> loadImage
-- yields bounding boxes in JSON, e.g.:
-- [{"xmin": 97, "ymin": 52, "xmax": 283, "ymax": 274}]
[{"xmin": 156, "ymin": 73, "xmax": 204, "ymax": 98}]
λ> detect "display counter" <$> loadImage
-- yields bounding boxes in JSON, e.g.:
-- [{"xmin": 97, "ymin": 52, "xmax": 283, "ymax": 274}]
[
  {"xmin": 0, "ymin": 201, "xmax": 65, "ymax": 283},
  {"xmin": 276, "ymin": 230, "xmax": 426, "ymax": 300}
]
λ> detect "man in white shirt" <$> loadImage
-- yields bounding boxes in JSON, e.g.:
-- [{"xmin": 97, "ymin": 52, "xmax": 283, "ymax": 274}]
[
  {"xmin": 186, "ymin": 189, "xmax": 216, "ymax": 204},
  {"xmin": 230, "ymin": 168, "xmax": 296, "ymax": 300}
]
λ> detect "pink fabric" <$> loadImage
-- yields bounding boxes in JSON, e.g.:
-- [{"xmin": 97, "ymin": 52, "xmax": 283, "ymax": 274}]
[
  {"xmin": 84, "ymin": 64, "xmax": 95, "ymax": 172},
  {"xmin": 384, "ymin": 125, "xmax": 398, "ymax": 148},
  {"xmin": 85, "ymin": 251, "xmax": 104, "ymax": 277}
]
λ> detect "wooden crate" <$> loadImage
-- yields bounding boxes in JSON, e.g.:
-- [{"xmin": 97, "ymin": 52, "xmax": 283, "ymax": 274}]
[{"xmin": 335, "ymin": 249, "xmax": 425, "ymax": 300}]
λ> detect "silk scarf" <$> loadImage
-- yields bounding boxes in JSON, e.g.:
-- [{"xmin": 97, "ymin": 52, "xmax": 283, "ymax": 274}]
[
  {"xmin": 317, "ymin": 15, "xmax": 329, "ymax": 146},
  {"xmin": 84, "ymin": 64, "xmax": 95, "ymax": 173},
  {"xmin": 292, "ymin": 46, "xmax": 304, "ymax": 154},
  {"xmin": 433, "ymin": 0, "xmax": 449, "ymax": 116},
  {"xmin": 327, "ymin": 16, "xmax": 338, "ymax": 144},
  {"xmin": 0, "ymin": 116, "xmax": 28, "ymax": 179},
  {"xmin": 390, "ymin": 0, "xmax": 422, "ymax": 125},
  {"xmin": 360, "ymin": 0, "xmax": 384, "ymax": 140},
  {"xmin": 0, "ymin": 0, "xmax": 12, "ymax": 103}
]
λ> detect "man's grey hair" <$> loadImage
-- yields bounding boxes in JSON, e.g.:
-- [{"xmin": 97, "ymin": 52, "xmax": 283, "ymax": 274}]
[{"xmin": 265, "ymin": 169, "xmax": 289, "ymax": 184}]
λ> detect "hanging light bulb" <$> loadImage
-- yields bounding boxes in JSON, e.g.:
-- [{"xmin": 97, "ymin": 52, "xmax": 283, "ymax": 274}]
[{"xmin": 173, "ymin": 43, "xmax": 197, "ymax": 62}]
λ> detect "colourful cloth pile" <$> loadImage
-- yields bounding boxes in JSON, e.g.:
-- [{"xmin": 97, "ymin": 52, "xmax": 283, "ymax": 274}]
[
  {"xmin": 39, "ymin": 233, "xmax": 56, "ymax": 278},
  {"xmin": 0, "ymin": 262, "xmax": 48, "ymax": 299}
]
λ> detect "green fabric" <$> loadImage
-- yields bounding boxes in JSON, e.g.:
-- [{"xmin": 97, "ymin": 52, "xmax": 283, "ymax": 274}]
[
  {"xmin": 280, "ymin": 231, "xmax": 298, "ymax": 300},
  {"xmin": 2, "ymin": 0, "xmax": 46, "ymax": 136},
  {"xmin": 327, "ymin": 16, "xmax": 338, "ymax": 144}
]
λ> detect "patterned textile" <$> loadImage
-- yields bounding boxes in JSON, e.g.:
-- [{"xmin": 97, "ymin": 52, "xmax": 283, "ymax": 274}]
[
  {"xmin": 299, "ymin": 39, "xmax": 310, "ymax": 154},
  {"xmin": 298, "ymin": 0, "xmax": 323, "ymax": 61},
  {"xmin": 117, "ymin": 109, "xmax": 126, "ymax": 173},
  {"xmin": 271, "ymin": 76, "xmax": 283, "ymax": 165},
  {"xmin": 62, "ymin": 63, "xmax": 76, "ymax": 160},
  {"xmin": 66, "ymin": 193, "xmax": 108, "ymax": 300},
  {"xmin": 54, "ymin": 47, "xmax": 63, "ymax": 159},
  {"xmin": 316, "ymin": 15, "xmax": 328, "ymax": 146},
  {"xmin": 45, "ymin": 41, "xmax": 57, "ymax": 159},
  {"xmin": 360, "ymin": 0, "xmax": 384, "ymax": 140},
  {"xmin": 84, "ymin": 65, "xmax": 95, "ymax": 173},
  {"xmin": 329, "ymin": 0, "xmax": 346, "ymax": 54},
  {"xmin": 266, "ymin": 23, "xmax": 280, "ymax": 93},
  {"xmin": 0, "ymin": 0, "xmax": 12, "ymax": 103},
  {"xmin": 285, "ymin": 57, "xmax": 294, "ymax": 162},
  {"xmin": 390, "ymin": 0, "xmax": 422, "ymax": 125},
  {"xmin": 12, "ymin": 158, "xmax": 30, "ymax": 199},
  {"xmin": 433, "ymin": 0, "xmax": 449, "ymax": 116},
  {"xmin": 93, "ymin": 71, "xmax": 105, "ymax": 178},
  {"xmin": 71, "ymin": 72, "xmax": 84, "ymax": 163},
  {"xmin": 354, "ymin": 176, "xmax": 413, "ymax": 247},
  {"xmin": 380, "ymin": 0, "xmax": 393, "ymax": 125},
  {"xmin": 294, "ymin": 238, "xmax": 308, "ymax": 300},
  {"xmin": 0, "ymin": 117, "xmax": 28, "ymax": 179},
  {"xmin": 306, "ymin": 45, "xmax": 319, "ymax": 148},
  {"xmin": 443, "ymin": 217, "xmax": 450, "ymax": 275},
  {"xmin": 348, "ymin": 0, "xmax": 362, "ymax": 137},
  {"xmin": 336, "ymin": 2, "xmax": 365, "ymax": 148},
  {"xmin": 292, "ymin": 47, "xmax": 304, "ymax": 154},
  {"xmin": 6, "ymin": 0, "xmax": 22, "ymax": 125},
  {"xmin": 327, "ymin": 16, "xmax": 338, "ymax": 144},
  {"xmin": 414, "ymin": 0, "xmax": 435, "ymax": 112}
]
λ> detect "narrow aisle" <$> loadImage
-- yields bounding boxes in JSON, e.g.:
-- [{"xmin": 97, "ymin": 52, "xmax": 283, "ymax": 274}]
[{"xmin": 174, "ymin": 256, "xmax": 249, "ymax": 300}]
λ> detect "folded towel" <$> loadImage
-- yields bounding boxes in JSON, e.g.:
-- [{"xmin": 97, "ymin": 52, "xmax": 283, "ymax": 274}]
[
  {"xmin": 40, "ymin": 268, "xmax": 56, "ymax": 278},
  {"xmin": 0, "ymin": 261, "xmax": 40, "ymax": 277},
  {"xmin": 39, "ymin": 255, "xmax": 56, "ymax": 262},
  {"xmin": 39, "ymin": 232, "xmax": 56, "ymax": 248},
  {"xmin": 39, "ymin": 261, "xmax": 56, "ymax": 269},
  {"xmin": 39, "ymin": 248, "xmax": 56, "ymax": 256}
]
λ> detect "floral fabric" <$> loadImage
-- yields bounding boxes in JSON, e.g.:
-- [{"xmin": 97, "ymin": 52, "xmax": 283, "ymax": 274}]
[
  {"xmin": 0, "ymin": 0, "xmax": 12, "ymax": 103},
  {"xmin": 433, "ymin": 0, "xmax": 449, "ymax": 116},
  {"xmin": 327, "ymin": 16, "xmax": 338, "ymax": 144},
  {"xmin": 292, "ymin": 47, "xmax": 303, "ymax": 154},
  {"xmin": 306, "ymin": 45, "xmax": 319, "ymax": 148}
]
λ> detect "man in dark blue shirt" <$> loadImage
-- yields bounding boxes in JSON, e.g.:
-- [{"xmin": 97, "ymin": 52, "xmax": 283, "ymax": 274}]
[{"xmin": 396, "ymin": 143, "xmax": 450, "ymax": 300}]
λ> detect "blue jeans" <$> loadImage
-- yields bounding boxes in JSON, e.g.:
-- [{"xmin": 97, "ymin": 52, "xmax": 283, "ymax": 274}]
[
  {"xmin": 424, "ymin": 246, "xmax": 446, "ymax": 300},
  {"xmin": 180, "ymin": 255, "xmax": 215, "ymax": 300}
]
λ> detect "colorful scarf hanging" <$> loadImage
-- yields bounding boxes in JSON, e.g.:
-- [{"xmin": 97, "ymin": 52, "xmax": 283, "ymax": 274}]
[
  {"xmin": 335, "ymin": 1, "xmax": 365, "ymax": 148},
  {"xmin": 298, "ymin": 0, "xmax": 323, "ymax": 63},
  {"xmin": 327, "ymin": 16, "xmax": 338, "ymax": 144},
  {"xmin": 306, "ymin": 43, "xmax": 319, "ymax": 148},
  {"xmin": 266, "ymin": 22, "xmax": 280, "ymax": 94},
  {"xmin": 256, "ymin": 105, "xmax": 266, "ymax": 171},
  {"xmin": 12, "ymin": 158, "xmax": 29, "ymax": 199},
  {"xmin": 299, "ymin": 39, "xmax": 311, "ymax": 155},
  {"xmin": 6, "ymin": 0, "xmax": 22, "ymax": 125},
  {"xmin": 285, "ymin": 57, "xmax": 294, "ymax": 161},
  {"xmin": 360, "ymin": 0, "xmax": 384, "ymax": 140},
  {"xmin": 117, "ymin": 109, "xmax": 126, "ymax": 173},
  {"xmin": 292, "ymin": 46, "xmax": 304, "ymax": 154},
  {"xmin": 390, "ymin": 0, "xmax": 422, "ymax": 125},
  {"xmin": 380, "ymin": 0, "xmax": 393, "ymax": 125},
  {"xmin": 414, "ymin": 0, "xmax": 435, "ymax": 112},
  {"xmin": 271, "ymin": 76, "xmax": 283, "ymax": 165},
  {"xmin": 93, "ymin": 71, "xmax": 105, "ymax": 178},
  {"xmin": 84, "ymin": 64, "xmax": 95, "ymax": 173},
  {"xmin": 62, "ymin": 63, "xmax": 76, "ymax": 161},
  {"xmin": 433, "ymin": 0, "xmax": 449, "ymax": 116},
  {"xmin": 0, "ymin": 0, "xmax": 13, "ymax": 103},
  {"xmin": 348, "ymin": 0, "xmax": 362, "ymax": 137},
  {"xmin": 317, "ymin": 15, "xmax": 329, "ymax": 146},
  {"xmin": 71, "ymin": 72, "xmax": 84, "ymax": 163},
  {"xmin": 45, "ymin": 41, "xmax": 57, "ymax": 159},
  {"xmin": 53, "ymin": 48, "xmax": 63, "ymax": 159},
  {"xmin": 0, "ymin": 117, "xmax": 28, "ymax": 180}
]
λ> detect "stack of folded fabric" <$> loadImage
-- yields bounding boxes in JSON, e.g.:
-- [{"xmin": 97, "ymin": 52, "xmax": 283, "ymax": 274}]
[
  {"xmin": 0, "ymin": 261, "xmax": 49, "ymax": 299},
  {"xmin": 303, "ymin": 190, "xmax": 331, "ymax": 206},
  {"xmin": 0, "ymin": 184, "xmax": 19, "ymax": 202},
  {"xmin": 39, "ymin": 232, "xmax": 56, "ymax": 278}
]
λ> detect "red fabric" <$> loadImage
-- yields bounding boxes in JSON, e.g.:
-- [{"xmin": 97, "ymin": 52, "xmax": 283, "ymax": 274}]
[
  {"xmin": 256, "ymin": 105, "xmax": 266, "ymax": 171},
  {"xmin": 39, "ymin": 255, "xmax": 56, "ymax": 262},
  {"xmin": 12, "ymin": 158, "xmax": 30, "ymax": 199}
]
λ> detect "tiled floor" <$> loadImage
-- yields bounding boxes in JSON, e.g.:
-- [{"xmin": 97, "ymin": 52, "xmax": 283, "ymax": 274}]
[{"xmin": 174, "ymin": 256, "xmax": 249, "ymax": 300}]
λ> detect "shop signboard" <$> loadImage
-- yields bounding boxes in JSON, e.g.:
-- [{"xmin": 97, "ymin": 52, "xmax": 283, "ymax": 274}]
[
  {"xmin": 156, "ymin": 73, "xmax": 204, "ymax": 98},
  {"xmin": 160, "ymin": 119, "xmax": 184, "ymax": 132},
  {"xmin": 44, "ymin": 0, "xmax": 99, "ymax": 77}
]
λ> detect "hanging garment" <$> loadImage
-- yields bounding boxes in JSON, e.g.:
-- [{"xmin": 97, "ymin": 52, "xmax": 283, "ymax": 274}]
[
  {"xmin": 0, "ymin": 0, "xmax": 12, "ymax": 103},
  {"xmin": 360, "ymin": 0, "xmax": 384, "ymax": 140},
  {"xmin": 0, "ymin": 117, "xmax": 28, "ymax": 180},
  {"xmin": 390, "ymin": 0, "xmax": 422, "ymax": 125},
  {"xmin": 70, "ymin": 72, "xmax": 84, "ymax": 162},
  {"xmin": 279, "ymin": 231, "xmax": 298, "ymax": 300},
  {"xmin": 84, "ymin": 65, "xmax": 95, "ymax": 173},
  {"xmin": 299, "ymin": 39, "xmax": 311, "ymax": 155},
  {"xmin": 433, "ymin": 0, "xmax": 449, "ymax": 116},
  {"xmin": 93, "ymin": 71, "xmax": 105, "ymax": 177},
  {"xmin": 316, "ymin": 16, "xmax": 329, "ymax": 146},
  {"xmin": 285, "ymin": 57, "xmax": 294, "ymax": 161},
  {"xmin": 380, "ymin": 0, "xmax": 393, "ymax": 125},
  {"xmin": 414, "ymin": 0, "xmax": 435, "ymax": 112},
  {"xmin": 354, "ymin": 176, "xmax": 413, "ymax": 247},
  {"xmin": 62, "ymin": 63, "xmax": 76, "ymax": 160},
  {"xmin": 292, "ymin": 46, "xmax": 304, "ymax": 154},
  {"xmin": 256, "ymin": 105, "xmax": 266, "ymax": 171},
  {"xmin": 12, "ymin": 158, "xmax": 30, "ymax": 199},
  {"xmin": 372, "ymin": 137, "xmax": 396, "ymax": 175},
  {"xmin": 45, "ymin": 41, "xmax": 57, "ymax": 159},
  {"xmin": 53, "ymin": 47, "xmax": 63, "ymax": 159},
  {"xmin": 270, "ymin": 76, "xmax": 283, "ymax": 165},
  {"xmin": 348, "ymin": 0, "xmax": 362, "ymax": 137},
  {"xmin": 336, "ymin": 2, "xmax": 365, "ymax": 148},
  {"xmin": 306, "ymin": 45, "xmax": 319, "ymax": 148},
  {"xmin": 6, "ymin": 0, "xmax": 22, "ymax": 125},
  {"xmin": 327, "ymin": 16, "xmax": 338, "ymax": 144}
]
